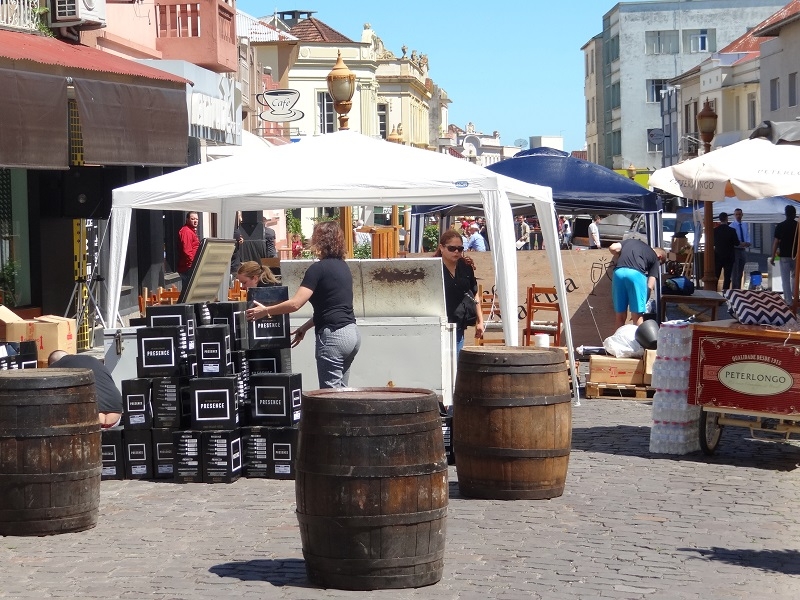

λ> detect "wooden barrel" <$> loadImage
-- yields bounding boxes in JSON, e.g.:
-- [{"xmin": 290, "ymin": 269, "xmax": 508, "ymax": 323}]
[
  {"xmin": 295, "ymin": 387, "xmax": 448, "ymax": 590},
  {"xmin": 0, "ymin": 369, "xmax": 101, "ymax": 536},
  {"xmin": 453, "ymin": 347, "xmax": 572, "ymax": 500}
]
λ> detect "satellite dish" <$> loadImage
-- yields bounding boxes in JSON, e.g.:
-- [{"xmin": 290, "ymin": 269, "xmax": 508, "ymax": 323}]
[{"xmin": 514, "ymin": 138, "xmax": 529, "ymax": 149}]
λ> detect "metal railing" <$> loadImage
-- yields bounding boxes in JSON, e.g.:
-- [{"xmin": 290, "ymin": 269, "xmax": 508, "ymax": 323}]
[{"xmin": 0, "ymin": 0, "xmax": 40, "ymax": 31}]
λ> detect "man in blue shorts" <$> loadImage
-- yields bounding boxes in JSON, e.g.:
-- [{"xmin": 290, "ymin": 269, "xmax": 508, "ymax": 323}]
[{"xmin": 609, "ymin": 239, "xmax": 667, "ymax": 329}]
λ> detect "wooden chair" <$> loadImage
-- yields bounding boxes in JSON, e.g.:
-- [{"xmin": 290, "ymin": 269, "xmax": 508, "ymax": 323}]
[
  {"xmin": 475, "ymin": 284, "xmax": 505, "ymax": 346},
  {"xmin": 138, "ymin": 287, "xmax": 158, "ymax": 317},
  {"xmin": 228, "ymin": 279, "xmax": 247, "ymax": 301},
  {"xmin": 523, "ymin": 284, "xmax": 563, "ymax": 347},
  {"xmin": 156, "ymin": 285, "xmax": 181, "ymax": 305}
]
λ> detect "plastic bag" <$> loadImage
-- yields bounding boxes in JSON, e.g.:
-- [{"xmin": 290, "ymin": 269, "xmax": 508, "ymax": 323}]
[{"xmin": 602, "ymin": 324, "xmax": 644, "ymax": 358}]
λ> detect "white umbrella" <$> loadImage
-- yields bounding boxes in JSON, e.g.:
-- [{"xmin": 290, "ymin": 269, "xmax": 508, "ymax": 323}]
[{"xmin": 649, "ymin": 137, "xmax": 800, "ymax": 202}]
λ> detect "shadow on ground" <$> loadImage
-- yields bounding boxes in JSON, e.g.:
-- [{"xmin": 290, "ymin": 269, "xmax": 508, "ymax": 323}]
[
  {"xmin": 209, "ymin": 558, "xmax": 312, "ymax": 586},
  {"xmin": 571, "ymin": 424, "xmax": 800, "ymax": 471},
  {"xmin": 677, "ymin": 547, "xmax": 800, "ymax": 575}
]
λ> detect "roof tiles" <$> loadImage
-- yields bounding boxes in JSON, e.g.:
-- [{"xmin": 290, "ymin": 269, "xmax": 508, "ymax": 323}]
[{"xmin": 289, "ymin": 17, "xmax": 353, "ymax": 43}]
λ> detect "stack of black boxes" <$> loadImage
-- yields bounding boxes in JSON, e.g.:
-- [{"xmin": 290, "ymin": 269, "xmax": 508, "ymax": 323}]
[{"xmin": 101, "ymin": 292, "xmax": 302, "ymax": 484}]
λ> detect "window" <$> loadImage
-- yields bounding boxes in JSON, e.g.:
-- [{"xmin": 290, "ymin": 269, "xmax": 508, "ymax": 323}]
[
  {"xmin": 586, "ymin": 99, "xmax": 590, "ymax": 123},
  {"xmin": 591, "ymin": 98, "xmax": 595, "ymax": 123},
  {"xmin": 606, "ymin": 35, "xmax": 620, "ymax": 63},
  {"xmin": 647, "ymin": 79, "xmax": 668, "ymax": 103},
  {"xmin": 590, "ymin": 49, "xmax": 595, "ymax": 74},
  {"xmin": 611, "ymin": 82, "xmax": 621, "ymax": 109},
  {"xmin": 790, "ymin": 72, "xmax": 798, "ymax": 108},
  {"xmin": 747, "ymin": 92, "xmax": 757, "ymax": 128},
  {"xmin": 734, "ymin": 95, "xmax": 741, "ymax": 131},
  {"xmin": 317, "ymin": 91, "xmax": 334, "ymax": 134},
  {"xmin": 611, "ymin": 129, "xmax": 621, "ymax": 156},
  {"xmin": 645, "ymin": 30, "xmax": 679, "ymax": 55},
  {"xmin": 377, "ymin": 103, "xmax": 387, "ymax": 139},
  {"xmin": 585, "ymin": 53, "xmax": 589, "ymax": 78},
  {"xmin": 770, "ymin": 78, "xmax": 780, "ymax": 111}
]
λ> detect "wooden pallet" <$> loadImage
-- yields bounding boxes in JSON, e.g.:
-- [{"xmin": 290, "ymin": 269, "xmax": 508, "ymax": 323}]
[{"xmin": 585, "ymin": 381, "xmax": 655, "ymax": 401}]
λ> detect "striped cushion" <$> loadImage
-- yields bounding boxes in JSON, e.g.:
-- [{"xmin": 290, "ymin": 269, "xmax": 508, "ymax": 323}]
[{"xmin": 723, "ymin": 289, "xmax": 796, "ymax": 326}]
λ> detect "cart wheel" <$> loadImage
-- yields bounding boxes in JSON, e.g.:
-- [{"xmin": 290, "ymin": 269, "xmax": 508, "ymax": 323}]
[{"xmin": 700, "ymin": 411, "xmax": 723, "ymax": 455}]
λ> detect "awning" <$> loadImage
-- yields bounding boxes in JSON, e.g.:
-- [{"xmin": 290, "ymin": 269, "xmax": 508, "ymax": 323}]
[{"xmin": 0, "ymin": 30, "xmax": 189, "ymax": 169}]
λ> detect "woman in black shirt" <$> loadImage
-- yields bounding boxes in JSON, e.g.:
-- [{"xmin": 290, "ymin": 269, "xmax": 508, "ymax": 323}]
[
  {"xmin": 435, "ymin": 229, "xmax": 484, "ymax": 353},
  {"xmin": 246, "ymin": 221, "xmax": 360, "ymax": 388}
]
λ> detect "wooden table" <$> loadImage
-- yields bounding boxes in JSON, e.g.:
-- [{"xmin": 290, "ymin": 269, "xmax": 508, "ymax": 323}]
[{"xmin": 659, "ymin": 289, "xmax": 726, "ymax": 322}]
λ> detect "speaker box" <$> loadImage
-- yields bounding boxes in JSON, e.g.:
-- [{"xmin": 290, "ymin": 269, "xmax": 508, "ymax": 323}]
[{"xmin": 61, "ymin": 166, "xmax": 127, "ymax": 219}]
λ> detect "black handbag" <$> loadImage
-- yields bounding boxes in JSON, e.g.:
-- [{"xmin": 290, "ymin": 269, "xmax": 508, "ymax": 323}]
[{"xmin": 454, "ymin": 291, "xmax": 478, "ymax": 328}]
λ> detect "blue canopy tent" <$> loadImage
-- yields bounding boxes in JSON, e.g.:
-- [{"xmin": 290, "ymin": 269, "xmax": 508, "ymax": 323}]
[{"xmin": 410, "ymin": 148, "xmax": 663, "ymax": 251}]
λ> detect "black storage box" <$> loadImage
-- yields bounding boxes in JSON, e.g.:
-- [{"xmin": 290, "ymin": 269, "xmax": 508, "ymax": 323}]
[
  {"xmin": 246, "ymin": 286, "xmax": 291, "ymax": 349},
  {"xmin": 146, "ymin": 304, "xmax": 196, "ymax": 352},
  {"xmin": 189, "ymin": 377, "xmax": 240, "ymax": 430},
  {"xmin": 101, "ymin": 428, "xmax": 124, "ymax": 480},
  {"xmin": 121, "ymin": 378, "xmax": 153, "ymax": 430},
  {"xmin": 123, "ymin": 429, "xmax": 153, "ymax": 480},
  {"xmin": 151, "ymin": 376, "xmax": 191, "ymax": 429},
  {"xmin": 202, "ymin": 429, "xmax": 242, "ymax": 484},
  {"xmin": 136, "ymin": 326, "xmax": 184, "ymax": 378},
  {"xmin": 151, "ymin": 428, "xmax": 176, "ymax": 479},
  {"xmin": 207, "ymin": 301, "xmax": 249, "ymax": 351},
  {"xmin": 248, "ymin": 373, "xmax": 302, "ymax": 426},
  {"xmin": 173, "ymin": 430, "xmax": 203, "ymax": 483},
  {"xmin": 195, "ymin": 324, "xmax": 233, "ymax": 378},
  {"xmin": 246, "ymin": 348, "xmax": 292, "ymax": 375}
]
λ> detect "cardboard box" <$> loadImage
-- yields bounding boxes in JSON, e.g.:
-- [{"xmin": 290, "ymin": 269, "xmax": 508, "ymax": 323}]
[
  {"xmin": 247, "ymin": 287, "xmax": 290, "ymax": 349},
  {"xmin": 151, "ymin": 428, "xmax": 175, "ymax": 479},
  {"xmin": 121, "ymin": 378, "xmax": 153, "ymax": 430},
  {"xmin": 1, "ymin": 309, "xmax": 77, "ymax": 364},
  {"xmin": 642, "ymin": 349, "xmax": 657, "ymax": 386},
  {"xmin": 189, "ymin": 377, "xmax": 241, "ymax": 430},
  {"xmin": 152, "ymin": 377, "xmax": 191, "ymax": 429},
  {"xmin": 588, "ymin": 355, "xmax": 644, "ymax": 385},
  {"xmin": 246, "ymin": 348, "xmax": 291, "ymax": 375}
]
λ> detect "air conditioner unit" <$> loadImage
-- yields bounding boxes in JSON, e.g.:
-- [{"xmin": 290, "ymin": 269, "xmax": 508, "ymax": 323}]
[{"xmin": 49, "ymin": 0, "xmax": 106, "ymax": 29}]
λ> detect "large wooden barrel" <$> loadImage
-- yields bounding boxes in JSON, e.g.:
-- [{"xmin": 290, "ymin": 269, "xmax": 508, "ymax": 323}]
[
  {"xmin": 0, "ymin": 369, "xmax": 101, "ymax": 536},
  {"xmin": 295, "ymin": 388, "xmax": 448, "ymax": 590},
  {"xmin": 453, "ymin": 347, "xmax": 572, "ymax": 500}
]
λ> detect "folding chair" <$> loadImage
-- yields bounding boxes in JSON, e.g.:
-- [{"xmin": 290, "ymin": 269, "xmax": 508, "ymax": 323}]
[
  {"xmin": 522, "ymin": 284, "xmax": 563, "ymax": 347},
  {"xmin": 475, "ymin": 284, "xmax": 505, "ymax": 346}
]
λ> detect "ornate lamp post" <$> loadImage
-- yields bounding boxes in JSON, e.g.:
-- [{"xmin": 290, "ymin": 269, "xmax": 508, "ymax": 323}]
[
  {"xmin": 327, "ymin": 51, "xmax": 356, "ymax": 256},
  {"xmin": 696, "ymin": 98, "xmax": 718, "ymax": 291}
]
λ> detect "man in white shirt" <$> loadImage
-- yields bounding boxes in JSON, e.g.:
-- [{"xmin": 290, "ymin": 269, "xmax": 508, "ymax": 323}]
[
  {"xmin": 588, "ymin": 215, "xmax": 601, "ymax": 249},
  {"xmin": 730, "ymin": 208, "xmax": 751, "ymax": 289}
]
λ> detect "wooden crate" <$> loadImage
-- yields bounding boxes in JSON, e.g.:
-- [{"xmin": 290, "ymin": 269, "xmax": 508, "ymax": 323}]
[
  {"xmin": 588, "ymin": 355, "xmax": 644, "ymax": 385},
  {"xmin": 585, "ymin": 381, "xmax": 655, "ymax": 401}
]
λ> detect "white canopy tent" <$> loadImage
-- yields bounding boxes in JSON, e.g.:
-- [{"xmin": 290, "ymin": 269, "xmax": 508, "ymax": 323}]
[{"xmin": 107, "ymin": 130, "xmax": 573, "ymax": 376}]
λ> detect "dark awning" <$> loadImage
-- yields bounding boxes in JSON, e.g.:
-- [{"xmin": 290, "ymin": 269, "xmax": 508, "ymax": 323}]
[
  {"xmin": 74, "ymin": 79, "xmax": 188, "ymax": 167},
  {"xmin": 0, "ymin": 68, "xmax": 69, "ymax": 169}
]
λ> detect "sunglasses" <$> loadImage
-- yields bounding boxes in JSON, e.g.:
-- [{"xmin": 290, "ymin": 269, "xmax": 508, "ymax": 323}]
[{"xmin": 446, "ymin": 245, "xmax": 465, "ymax": 253}]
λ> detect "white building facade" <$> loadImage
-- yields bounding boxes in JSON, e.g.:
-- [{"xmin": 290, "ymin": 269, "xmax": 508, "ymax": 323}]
[{"xmin": 585, "ymin": 0, "xmax": 785, "ymax": 171}]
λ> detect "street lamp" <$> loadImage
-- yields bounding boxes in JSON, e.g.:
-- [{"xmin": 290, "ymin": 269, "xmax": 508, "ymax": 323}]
[
  {"xmin": 326, "ymin": 51, "xmax": 356, "ymax": 130},
  {"xmin": 627, "ymin": 163, "xmax": 636, "ymax": 180},
  {"xmin": 326, "ymin": 51, "xmax": 356, "ymax": 256},
  {"xmin": 696, "ymin": 98, "xmax": 718, "ymax": 291}
]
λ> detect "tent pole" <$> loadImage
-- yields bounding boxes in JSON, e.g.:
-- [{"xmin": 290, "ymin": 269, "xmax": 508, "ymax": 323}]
[
  {"xmin": 702, "ymin": 202, "xmax": 716, "ymax": 291},
  {"xmin": 340, "ymin": 206, "xmax": 353, "ymax": 258}
]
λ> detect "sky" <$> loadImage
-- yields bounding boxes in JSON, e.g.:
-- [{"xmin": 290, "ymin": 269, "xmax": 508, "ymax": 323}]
[{"xmin": 235, "ymin": 0, "xmax": 636, "ymax": 152}]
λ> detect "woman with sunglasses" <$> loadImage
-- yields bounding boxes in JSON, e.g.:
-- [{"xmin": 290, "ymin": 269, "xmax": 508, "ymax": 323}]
[{"xmin": 434, "ymin": 229, "xmax": 484, "ymax": 353}]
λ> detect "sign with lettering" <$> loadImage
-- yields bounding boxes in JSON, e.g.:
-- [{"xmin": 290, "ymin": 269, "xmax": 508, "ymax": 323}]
[{"xmin": 689, "ymin": 331, "xmax": 800, "ymax": 414}]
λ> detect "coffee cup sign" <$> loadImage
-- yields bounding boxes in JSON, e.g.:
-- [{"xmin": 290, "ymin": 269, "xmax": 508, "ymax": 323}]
[{"xmin": 256, "ymin": 89, "xmax": 304, "ymax": 122}]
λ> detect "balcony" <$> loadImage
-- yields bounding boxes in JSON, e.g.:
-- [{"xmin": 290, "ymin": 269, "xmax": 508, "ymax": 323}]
[
  {"xmin": 0, "ymin": 0, "xmax": 40, "ymax": 31},
  {"xmin": 155, "ymin": 0, "xmax": 237, "ymax": 73}
]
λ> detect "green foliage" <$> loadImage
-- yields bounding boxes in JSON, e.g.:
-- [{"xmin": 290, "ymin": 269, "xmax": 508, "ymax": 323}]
[
  {"xmin": 353, "ymin": 242, "xmax": 372, "ymax": 259},
  {"xmin": 285, "ymin": 210, "xmax": 303, "ymax": 237},
  {"xmin": 311, "ymin": 211, "xmax": 339, "ymax": 224},
  {"xmin": 0, "ymin": 260, "xmax": 18, "ymax": 307},
  {"xmin": 33, "ymin": 7, "xmax": 55, "ymax": 37},
  {"xmin": 422, "ymin": 225, "xmax": 440, "ymax": 252}
]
